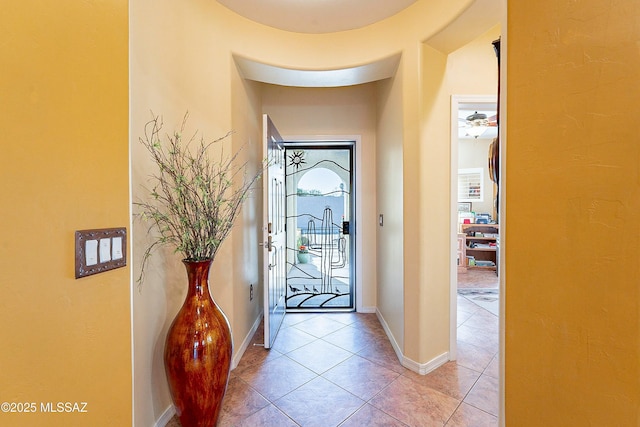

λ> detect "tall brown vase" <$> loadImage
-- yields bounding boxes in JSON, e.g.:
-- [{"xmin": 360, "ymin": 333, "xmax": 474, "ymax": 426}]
[{"xmin": 164, "ymin": 259, "xmax": 233, "ymax": 427}]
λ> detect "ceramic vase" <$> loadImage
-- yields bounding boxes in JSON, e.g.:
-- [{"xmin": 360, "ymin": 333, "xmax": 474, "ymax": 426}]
[{"xmin": 164, "ymin": 259, "xmax": 233, "ymax": 427}]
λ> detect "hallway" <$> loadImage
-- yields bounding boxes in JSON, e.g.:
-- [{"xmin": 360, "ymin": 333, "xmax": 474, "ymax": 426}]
[{"xmin": 168, "ymin": 297, "xmax": 498, "ymax": 426}]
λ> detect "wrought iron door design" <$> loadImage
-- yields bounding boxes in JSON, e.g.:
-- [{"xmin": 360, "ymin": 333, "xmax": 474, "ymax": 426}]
[{"xmin": 285, "ymin": 146, "xmax": 353, "ymax": 309}]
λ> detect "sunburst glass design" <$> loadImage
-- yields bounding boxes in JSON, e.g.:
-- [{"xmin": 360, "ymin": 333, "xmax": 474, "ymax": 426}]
[{"xmin": 288, "ymin": 150, "xmax": 306, "ymax": 169}]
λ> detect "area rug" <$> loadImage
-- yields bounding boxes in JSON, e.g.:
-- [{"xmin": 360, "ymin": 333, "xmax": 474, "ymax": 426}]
[
  {"xmin": 458, "ymin": 288, "xmax": 499, "ymax": 316},
  {"xmin": 457, "ymin": 269, "xmax": 498, "ymax": 288}
]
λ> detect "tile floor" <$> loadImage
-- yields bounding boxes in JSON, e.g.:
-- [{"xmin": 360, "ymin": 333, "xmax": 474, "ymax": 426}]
[{"xmin": 167, "ymin": 292, "xmax": 499, "ymax": 427}]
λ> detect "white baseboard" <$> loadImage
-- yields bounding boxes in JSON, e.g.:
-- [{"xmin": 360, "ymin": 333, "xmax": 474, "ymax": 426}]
[
  {"xmin": 155, "ymin": 404, "xmax": 175, "ymax": 427},
  {"xmin": 375, "ymin": 308, "xmax": 403, "ymax": 360},
  {"xmin": 358, "ymin": 305, "xmax": 377, "ymax": 314},
  {"xmin": 375, "ymin": 309, "xmax": 450, "ymax": 376},
  {"xmin": 403, "ymin": 351, "xmax": 449, "ymax": 375},
  {"xmin": 231, "ymin": 312, "xmax": 263, "ymax": 370}
]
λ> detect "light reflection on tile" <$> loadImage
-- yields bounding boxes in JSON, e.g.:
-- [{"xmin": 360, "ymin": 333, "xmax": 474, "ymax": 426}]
[
  {"xmin": 340, "ymin": 403, "xmax": 409, "ymax": 427},
  {"xmin": 455, "ymin": 340, "xmax": 496, "ymax": 373},
  {"xmin": 464, "ymin": 374, "xmax": 500, "ymax": 416},
  {"xmin": 446, "ymin": 402, "xmax": 498, "ymax": 427},
  {"xmin": 405, "ymin": 361, "xmax": 480, "ymax": 400},
  {"xmin": 217, "ymin": 376, "xmax": 269, "ymax": 425},
  {"xmin": 292, "ymin": 315, "xmax": 347, "ymax": 338},
  {"xmin": 274, "ymin": 377, "xmax": 364, "ymax": 427},
  {"xmin": 286, "ymin": 339, "xmax": 352, "ymax": 374},
  {"xmin": 237, "ymin": 355, "xmax": 316, "ymax": 401},
  {"xmin": 226, "ymin": 404, "xmax": 299, "ymax": 427},
  {"xmin": 323, "ymin": 355, "xmax": 400, "ymax": 400},
  {"xmin": 370, "ymin": 375, "xmax": 460, "ymax": 426}
]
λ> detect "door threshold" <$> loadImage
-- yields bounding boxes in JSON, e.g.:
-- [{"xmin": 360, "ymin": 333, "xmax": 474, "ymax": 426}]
[{"xmin": 286, "ymin": 308, "xmax": 356, "ymax": 314}]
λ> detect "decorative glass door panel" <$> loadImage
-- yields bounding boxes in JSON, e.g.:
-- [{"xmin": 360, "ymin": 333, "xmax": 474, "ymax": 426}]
[{"xmin": 285, "ymin": 145, "xmax": 354, "ymax": 310}]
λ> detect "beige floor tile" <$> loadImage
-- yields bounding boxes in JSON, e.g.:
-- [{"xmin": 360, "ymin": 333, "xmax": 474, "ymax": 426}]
[
  {"xmin": 325, "ymin": 312, "xmax": 362, "ymax": 326},
  {"xmin": 457, "ymin": 296, "xmax": 481, "ymax": 315},
  {"xmin": 217, "ymin": 376, "xmax": 270, "ymax": 424},
  {"xmin": 286, "ymin": 339, "xmax": 352, "ymax": 374},
  {"xmin": 282, "ymin": 312, "xmax": 320, "ymax": 327},
  {"xmin": 233, "ymin": 342, "xmax": 283, "ymax": 377},
  {"xmin": 340, "ymin": 403, "xmax": 409, "ymax": 427},
  {"xmin": 445, "ymin": 402, "xmax": 498, "ymax": 427},
  {"xmin": 357, "ymin": 338, "xmax": 406, "ymax": 374},
  {"xmin": 404, "ymin": 361, "xmax": 481, "ymax": 400},
  {"xmin": 484, "ymin": 354, "xmax": 499, "ymax": 379},
  {"xmin": 274, "ymin": 376, "xmax": 364, "ymax": 427},
  {"xmin": 323, "ymin": 354, "xmax": 401, "ymax": 401},
  {"xmin": 457, "ymin": 323, "xmax": 499, "ymax": 353},
  {"xmin": 455, "ymin": 340, "xmax": 496, "ymax": 373},
  {"xmin": 227, "ymin": 404, "xmax": 299, "ymax": 427},
  {"xmin": 292, "ymin": 315, "xmax": 348, "ymax": 338},
  {"xmin": 457, "ymin": 309, "xmax": 474, "ymax": 326},
  {"xmin": 370, "ymin": 375, "xmax": 460, "ymax": 426},
  {"xmin": 270, "ymin": 325, "xmax": 317, "ymax": 354},
  {"xmin": 464, "ymin": 374, "xmax": 499, "ymax": 417},
  {"xmin": 350, "ymin": 312, "xmax": 387, "ymax": 332},
  {"xmin": 460, "ymin": 309, "xmax": 499, "ymax": 332},
  {"xmin": 322, "ymin": 324, "xmax": 380, "ymax": 353},
  {"xmin": 237, "ymin": 355, "xmax": 316, "ymax": 401},
  {"xmin": 169, "ymin": 304, "xmax": 499, "ymax": 427}
]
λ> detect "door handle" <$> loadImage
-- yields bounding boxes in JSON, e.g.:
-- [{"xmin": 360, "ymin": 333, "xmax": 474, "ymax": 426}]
[
  {"xmin": 342, "ymin": 220, "xmax": 350, "ymax": 235},
  {"xmin": 259, "ymin": 235, "xmax": 273, "ymax": 251}
]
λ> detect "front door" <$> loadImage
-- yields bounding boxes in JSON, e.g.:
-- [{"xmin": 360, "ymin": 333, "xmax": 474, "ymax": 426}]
[
  {"xmin": 262, "ymin": 115, "xmax": 286, "ymax": 349},
  {"xmin": 284, "ymin": 144, "xmax": 354, "ymax": 310}
]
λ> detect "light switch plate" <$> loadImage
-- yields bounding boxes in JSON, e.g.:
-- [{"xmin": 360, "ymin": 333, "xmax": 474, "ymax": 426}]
[
  {"xmin": 85, "ymin": 240, "xmax": 98, "ymax": 266},
  {"xmin": 99, "ymin": 238, "xmax": 111, "ymax": 263},
  {"xmin": 112, "ymin": 237, "xmax": 123, "ymax": 260},
  {"xmin": 75, "ymin": 227, "xmax": 127, "ymax": 278}
]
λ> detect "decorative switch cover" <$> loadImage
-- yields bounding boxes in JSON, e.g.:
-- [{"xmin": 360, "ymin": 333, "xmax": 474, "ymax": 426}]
[{"xmin": 75, "ymin": 228, "xmax": 127, "ymax": 278}]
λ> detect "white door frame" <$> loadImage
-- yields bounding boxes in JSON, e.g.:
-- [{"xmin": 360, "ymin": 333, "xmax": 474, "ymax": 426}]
[
  {"xmin": 283, "ymin": 134, "xmax": 364, "ymax": 312},
  {"xmin": 263, "ymin": 115, "xmax": 286, "ymax": 349},
  {"xmin": 449, "ymin": 94, "xmax": 497, "ymax": 358}
]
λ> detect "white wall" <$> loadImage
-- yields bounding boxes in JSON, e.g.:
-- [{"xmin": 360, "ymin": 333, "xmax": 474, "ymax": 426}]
[
  {"xmin": 376, "ymin": 71, "xmax": 406, "ymax": 350},
  {"xmin": 459, "ymin": 137, "xmax": 495, "ymax": 216}
]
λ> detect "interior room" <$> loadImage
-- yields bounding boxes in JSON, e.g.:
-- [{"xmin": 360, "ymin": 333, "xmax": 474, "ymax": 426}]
[{"xmin": 3, "ymin": 1, "xmax": 639, "ymax": 427}]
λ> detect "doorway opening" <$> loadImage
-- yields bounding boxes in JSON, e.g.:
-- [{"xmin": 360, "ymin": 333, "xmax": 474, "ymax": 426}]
[
  {"xmin": 450, "ymin": 95, "xmax": 499, "ymax": 356},
  {"xmin": 284, "ymin": 143, "xmax": 355, "ymax": 311}
]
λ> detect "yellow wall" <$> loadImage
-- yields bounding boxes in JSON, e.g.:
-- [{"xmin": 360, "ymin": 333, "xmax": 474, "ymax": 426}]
[
  {"xmin": 0, "ymin": 1, "xmax": 131, "ymax": 426},
  {"xmin": 4, "ymin": 0, "xmax": 638, "ymax": 425},
  {"xmin": 505, "ymin": 1, "xmax": 640, "ymax": 424}
]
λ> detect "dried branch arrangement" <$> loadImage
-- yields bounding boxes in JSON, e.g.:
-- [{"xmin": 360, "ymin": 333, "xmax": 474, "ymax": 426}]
[{"xmin": 135, "ymin": 113, "xmax": 262, "ymax": 283}]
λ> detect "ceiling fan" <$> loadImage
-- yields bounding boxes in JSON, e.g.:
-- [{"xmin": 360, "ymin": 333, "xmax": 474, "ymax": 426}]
[{"xmin": 459, "ymin": 111, "xmax": 497, "ymax": 138}]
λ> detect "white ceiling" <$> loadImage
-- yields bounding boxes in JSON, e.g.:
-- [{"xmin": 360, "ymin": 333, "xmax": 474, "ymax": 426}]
[
  {"xmin": 234, "ymin": 53, "xmax": 401, "ymax": 88},
  {"xmin": 224, "ymin": 0, "xmax": 500, "ymax": 88},
  {"xmin": 216, "ymin": 0, "xmax": 419, "ymax": 34}
]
